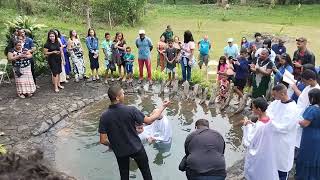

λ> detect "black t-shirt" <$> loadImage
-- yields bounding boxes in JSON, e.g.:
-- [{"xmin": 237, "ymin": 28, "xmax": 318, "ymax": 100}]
[
  {"xmin": 98, "ymin": 103, "xmax": 145, "ymax": 157},
  {"xmin": 256, "ymin": 58, "xmax": 273, "ymax": 69},
  {"xmin": 44, "ymin": 42, "xmax": 61, "ymax": 61}
]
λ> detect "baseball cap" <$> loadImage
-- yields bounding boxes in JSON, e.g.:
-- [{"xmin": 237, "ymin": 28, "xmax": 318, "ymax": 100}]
[
  {"xmin": 139, "ymin": 29, "xmax": 145, "ymax": 34},
  {"xmin": 227, "ymin": 38, "xmax": 234, "ymax": 43},
  {"xmin": 296, "ymin": 37, "xmax": 307, "ymax": 42}
]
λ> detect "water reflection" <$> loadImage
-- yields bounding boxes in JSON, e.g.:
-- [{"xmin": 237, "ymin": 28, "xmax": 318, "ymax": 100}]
[{"xmin": 54, "ymin": 94, "xmax": 244, "ymax": 180}]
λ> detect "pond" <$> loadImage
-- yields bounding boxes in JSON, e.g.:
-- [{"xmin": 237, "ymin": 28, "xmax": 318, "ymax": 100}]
[{"xmin": 54, "ymin": 86, "xmax": 245, "ymax": 180}]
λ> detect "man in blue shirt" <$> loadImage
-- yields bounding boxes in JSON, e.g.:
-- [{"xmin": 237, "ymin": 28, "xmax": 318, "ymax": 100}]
[
  {"xmin": 18, "ymin": 29, "xmax": 38, "ymax": 87},
  {"xmin": 224, "ymin": 38, "xmax": 239, "ymax": 59},
  {"xmin": 233, "ymin": 47, "xmax": 249, "ymax": 100},
  {"xmin": 198, "ymin": 35, "xmax": 211, "ymax": 69},
  {"xmin": 135, "ymin": 29, "xmax": 153, "ymax": 84}
]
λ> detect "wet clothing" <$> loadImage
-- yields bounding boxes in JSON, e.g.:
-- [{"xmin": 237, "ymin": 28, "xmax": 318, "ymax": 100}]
[
  {"xmin": 296, "ymin": 105, "xmax": 320, "ymax": 180},
  {"xmin": 183, "ymin": 128, "xmax": 226, "ymax": 179},
  {"xmin": 44, "ymin": 42, "xmax": 62, "ymax": 76}
]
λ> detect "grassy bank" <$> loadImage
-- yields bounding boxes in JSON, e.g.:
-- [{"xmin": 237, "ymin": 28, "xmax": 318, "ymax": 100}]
[{"xmin": 0, "ymin": 4, "xmax": 319, "ymax": 85}]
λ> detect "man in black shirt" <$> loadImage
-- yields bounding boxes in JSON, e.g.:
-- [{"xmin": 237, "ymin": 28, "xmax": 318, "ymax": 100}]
[
  {"xmin": 292, "ymin": 37, "xmax": 316, "ymax": 79},
  {"xmin": 99, "ymin": 85, "xmax": 170, "ymax": 180},
  {"xmin": 179, "ymin": 119, "xmax": 226, "ymax": 180}
]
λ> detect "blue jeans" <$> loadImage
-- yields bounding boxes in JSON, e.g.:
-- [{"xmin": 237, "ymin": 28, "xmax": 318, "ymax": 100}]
[{"xmin": 181, "ymin": 57, "xmax": 191, "ymax": 81}]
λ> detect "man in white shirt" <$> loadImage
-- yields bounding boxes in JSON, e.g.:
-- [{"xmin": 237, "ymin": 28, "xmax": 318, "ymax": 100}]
[
  {"xmin": 224, "ymin": 38, "xmax": 239, "ymax": 59},
  {"xmin": 291, "ymin": 69, "xmax": 320, "ymax": 148},
  {"xmin": 267, "ymin": 84, "xmax": 300, "ymax": 180}
]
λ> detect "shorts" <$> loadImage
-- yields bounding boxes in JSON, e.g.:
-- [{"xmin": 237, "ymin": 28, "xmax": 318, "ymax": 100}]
[
  {"xmin": 235, "ymin": 78, "xmax": 247, "ymax": 90},
  {"xmin": 198, "ymin": 54, "xmax": 209, "ymax": 66},
  {"xmin": 89, "ymin": 52, "xmax": 99, "ymax": 70},
  {"xmin": 126, "ymin": 64, "xmax": 133, "ymax": 73},
  {"xmin": 166, "ymin": 67, "xmax": 176, "ymax": 73}
]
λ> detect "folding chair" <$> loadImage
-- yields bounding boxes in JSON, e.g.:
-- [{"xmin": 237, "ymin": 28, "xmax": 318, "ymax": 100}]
[
  {"xmin": 206, "ymin": 60, "xmax": 218, "ymax": 81},
  {"xmin": 0, "ymin": 59, "xmax": 11, "ymax": 84}
]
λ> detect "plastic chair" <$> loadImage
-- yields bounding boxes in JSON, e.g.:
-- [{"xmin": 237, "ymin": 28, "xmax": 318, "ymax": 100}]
[{"xmin": 0, "ymin": 59, "xmax": 11, "ymax": 84}]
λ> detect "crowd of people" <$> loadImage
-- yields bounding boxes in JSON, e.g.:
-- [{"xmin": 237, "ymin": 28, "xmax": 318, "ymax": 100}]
[{"xmin": 5, "ymin": 25, "xmax": 320, "ymax": 180}]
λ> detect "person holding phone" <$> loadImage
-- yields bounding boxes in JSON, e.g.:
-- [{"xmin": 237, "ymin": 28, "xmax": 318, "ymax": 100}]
[{"xmin": 233, "ymin": 48, "xmax": 250, "ymax": 102}]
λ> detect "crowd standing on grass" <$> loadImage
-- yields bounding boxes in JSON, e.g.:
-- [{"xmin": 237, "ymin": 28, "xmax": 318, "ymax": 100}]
[{"xmin": 4, "ymin": 25, "xmax": 320, "ymax": 180}]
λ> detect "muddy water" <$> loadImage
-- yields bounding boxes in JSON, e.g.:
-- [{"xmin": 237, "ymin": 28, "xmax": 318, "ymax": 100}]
[{"xmin": 54, "ymin": 93, "xmax": 244, "ymax": 180}]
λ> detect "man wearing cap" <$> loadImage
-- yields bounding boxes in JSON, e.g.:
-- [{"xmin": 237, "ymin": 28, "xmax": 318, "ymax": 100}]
[
  {"xmin": 223, "ymin": 38, "xmax": 239, "ymax": 59},
  {"xmin": 292, "ymin": 37, "xmax": 315, "ymax": 79},
  {"xmin": 135, "ymin": 30, "xmax": 153, "ymax": 84}
]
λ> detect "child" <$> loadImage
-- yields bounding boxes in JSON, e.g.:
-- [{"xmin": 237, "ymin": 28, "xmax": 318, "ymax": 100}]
[
  {"xmin": 242, "ymin": 97, "xmax": 278, "ymax": 180},
  {"xmin": 217, "ymin": 56, "xmax": 228, "ymax": 81},
  {"xmin": 101, "ymin": 32, "xmax": 114, "ymax": 83},
  {"xmin": 217, "ymin": 74, "xmax": 230, "ymax": 103},
  {"xmin": 157, "ymin": 35, "xmax": 167, "ymax": 71},
  {"xmin": 123, "ymin": 47, "xmax": 135, "ymax": 83},
  {"xmin": 198, "ymin": 35, "xmax": 212, "ymax": 69},
  {"xmin": 164, "ymin": 39, "xmax": 178, "ymax": 86}
]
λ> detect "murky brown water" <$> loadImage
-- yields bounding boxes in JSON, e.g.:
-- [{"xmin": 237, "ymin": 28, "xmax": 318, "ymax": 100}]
[{"xmin": 54, "ymin": 91, "xmax": 244, "ymax": 180}]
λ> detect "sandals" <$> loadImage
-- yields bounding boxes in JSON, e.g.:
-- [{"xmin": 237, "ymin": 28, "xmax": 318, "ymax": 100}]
[
  {"xmin": 58, "ymin": 85, "xmax": 64, "ymax": 89},
  {"xmin": 54, "ymin": 89, "xmax": 60, "ymax": 93}
]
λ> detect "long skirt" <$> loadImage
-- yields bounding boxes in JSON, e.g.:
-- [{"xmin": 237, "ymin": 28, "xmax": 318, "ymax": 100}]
[
  {"xmin": 71, "ymin": 53, "xmax": 86, "ymax": 77},
  {"xmin": 60, "ymin": 63, "xmax": 67, "ymax": 82},
  {"xmin": 14, "ymin": 65, "xmax": 36, "ymax": 94}
]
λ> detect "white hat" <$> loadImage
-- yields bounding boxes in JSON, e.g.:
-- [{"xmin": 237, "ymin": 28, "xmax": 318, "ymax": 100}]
[
  {"xmin": 139, "ymin": 29, "xmax": 145, "ymax": 34},
  {"xmin": 227, "ymin": 38, "xmax": 234, "ymax": 43}
]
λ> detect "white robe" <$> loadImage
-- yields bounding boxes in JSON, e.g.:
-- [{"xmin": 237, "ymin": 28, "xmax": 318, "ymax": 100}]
[
  {"xmin": 267, "ymin": 100, "xmax": 300, "ymax": 172},
  {"xmin": 243, "ymin": 121, "xmax": 279, "ymax": 180},
  {"xmin": 139, "ymin": 116, "xmax": 172, "ymax": 144},
  {"xmin": 295, "ymin": 84, "xmax": 320, "ymax": 148}
]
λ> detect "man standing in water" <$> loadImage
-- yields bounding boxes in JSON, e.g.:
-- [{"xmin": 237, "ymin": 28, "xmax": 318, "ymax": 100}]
[{"xmin": 99, "ymin": 85, "xmax": 170, "ymax": 180}]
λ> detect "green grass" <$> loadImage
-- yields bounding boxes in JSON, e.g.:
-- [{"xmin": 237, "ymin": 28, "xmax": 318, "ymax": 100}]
[{"xmin": 1, "ymin": 3, "xmax": 319, "ymax": 86}]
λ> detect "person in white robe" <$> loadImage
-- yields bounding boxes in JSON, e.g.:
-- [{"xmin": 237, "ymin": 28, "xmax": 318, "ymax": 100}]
[
  {"xmin": 137, "ymin": 109, "xmax": 172, "ymax": 147},
  {"xmin": 267, "ymin": 84, "xmax": 300, "ymax": 180},
  {"xmin": 242, "ymin": 97, "xmax": 279, "ymax": 180},
  {"xmin": 291, "ymin": 69, "xmax": 320, "ymax": 148}
]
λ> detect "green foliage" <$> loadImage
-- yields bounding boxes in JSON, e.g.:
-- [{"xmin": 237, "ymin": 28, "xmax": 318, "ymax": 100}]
[
  {"xmin": 4, "ymin": 15, "xmax": 48, "ymax": 75},
  {"xmin": 0, "ymin": 144, "xmax": 7, "ymax": 155}
]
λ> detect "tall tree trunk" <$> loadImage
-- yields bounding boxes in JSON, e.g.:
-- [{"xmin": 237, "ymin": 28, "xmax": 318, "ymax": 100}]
[
  {"xmin": 85, "ymin": 2, "xmax": 91, "ymax": 29},
  {"xmin": 16, "ymin": 0, "xmax": 21, "ymax": 11}
]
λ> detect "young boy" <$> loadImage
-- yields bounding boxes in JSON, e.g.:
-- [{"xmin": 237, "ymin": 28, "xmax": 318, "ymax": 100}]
[
  {"xmin": 164, "ymin": 39, "xmax": 178, "ymax": 86},
  {"xmin": 123, "ymin": 47, "xmax": 135, "ymax": 83},
  {"xmin": 101, "ymin": 32, "xmax": 114, "ymax": 83},
  {"xmin": 198, "ymin": 35, "xmax": 212, "ymax": 69}
]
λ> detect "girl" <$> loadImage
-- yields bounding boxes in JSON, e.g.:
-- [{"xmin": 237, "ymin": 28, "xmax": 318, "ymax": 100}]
[
  {"xmin": 217, "ymin": 75, "xmax": 230, "ymax": 103},
  {"xmin": 157, "ymin": 35, "xmax": 167, "ymax": 71},
  {"xmin": 54, "ymin": 29, "xmax": 68, "ymax": 83},
  {"xmin": 44, "ymin": 30, "xmax": 64, "ymax": 92},
  {"xmin": 179, "ymin": 30, "xmax": 195, "ymax": 83},
  {"xmin": 273, "ymin": 53, "xmax": 294, "ymax": 85},
  {"xmin": 113, "ymin": 32, "xmax": 127, "ymax": 81},
  {"xmin": 296, "ymin": 88, "xmax": 320, "ymax": 180},
  {"xmin": 85, "ymin": 28, "xmax": 99, "ymax": 81},
  {"xmin": 217, "ymin": 56, "xmax": 228, "ymax": 81},
  {"xmin": 67, "ymin": 30, "xmax": 86, "ymax": 82}
]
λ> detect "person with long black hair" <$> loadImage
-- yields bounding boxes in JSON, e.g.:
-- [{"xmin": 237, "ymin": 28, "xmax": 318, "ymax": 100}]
[
  {"xmin": 85, "ymin": 28, "xmax": 99, "ymax": 81},
  {"xmin": 272, "ymin": 53, "xmax": 293, "ymax": 85},
  {"xmin": 179, "ymin": 30, "xmax": 195, "ymax": 83},
  {"xmin": 43, "ymin": 30, "xmax": 64, "ymax": 92}
]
